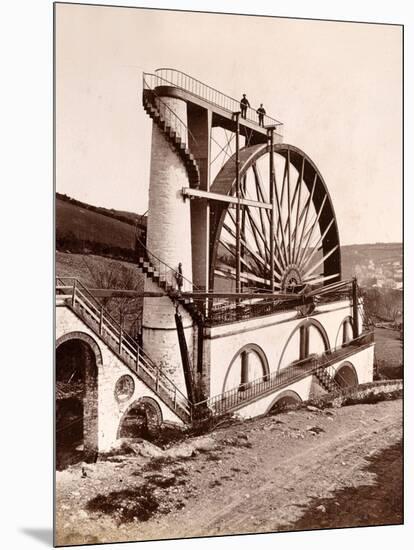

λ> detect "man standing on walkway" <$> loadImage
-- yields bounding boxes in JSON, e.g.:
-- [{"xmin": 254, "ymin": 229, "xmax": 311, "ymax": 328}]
[
  {"xmin": 175, "ymin": 262, "xmax": 184, "ymax": 294},
  {"xmin": 240, "ymin": 94, "xmax": 250, "ymax": 119},
  {"xmin": 256, "ymin": 103, "xmax": 266, "ymax": 127}
]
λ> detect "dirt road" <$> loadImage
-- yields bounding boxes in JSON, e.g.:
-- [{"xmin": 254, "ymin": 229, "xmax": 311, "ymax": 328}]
[{"xmin": 56, "ymin": 399, "xmax": 402, "ymax": 546}]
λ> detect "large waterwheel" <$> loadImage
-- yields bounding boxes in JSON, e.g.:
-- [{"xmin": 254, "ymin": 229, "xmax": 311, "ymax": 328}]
[{"xmin": 209, "ymin": 143, "xmax": 341, "ymax": 294}]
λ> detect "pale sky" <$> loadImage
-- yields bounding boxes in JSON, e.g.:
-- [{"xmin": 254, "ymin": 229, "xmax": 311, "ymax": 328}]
[{"xmin": 55, "ymin": 3, "xmax": 402, "ymax": 246}]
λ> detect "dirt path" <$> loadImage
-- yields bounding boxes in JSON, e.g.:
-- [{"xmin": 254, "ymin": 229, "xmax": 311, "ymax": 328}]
[{"xmin": 56, "ymin": 399, "xmax": 402, "ymax": 546}]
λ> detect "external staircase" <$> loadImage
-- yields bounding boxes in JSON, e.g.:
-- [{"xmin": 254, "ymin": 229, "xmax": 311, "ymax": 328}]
[
  {"xmin": 142, "ymin": 86, "xmax": 200, "ymax": 189},
  {"xmin": 56, "ymin": 277, "xmax": 192, "ymax": 424},
  {"xmin": 136, "ymin": 252, "xmax": 204, "ymax": 324},
  {"xmin": 314, "ymin": 365, "xmax": 340, "ymax": 392}
]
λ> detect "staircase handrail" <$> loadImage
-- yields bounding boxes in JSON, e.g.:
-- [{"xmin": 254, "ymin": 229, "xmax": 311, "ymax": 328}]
[
  {"xmin": 56, "ymin": 276, "xmax": 192, "ymax": 417},
  {"xmin": 154, "ymin": 67, "xmax": 284, "ymax": 135},
  {"xmin": 143, "ymin": 73, "xmax": 199, "ymax": 148}
]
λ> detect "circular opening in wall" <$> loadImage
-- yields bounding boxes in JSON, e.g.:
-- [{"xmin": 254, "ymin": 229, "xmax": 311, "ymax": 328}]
[{"xmin": 115, "ymin": 375, "xmax": 135, "ymax": 403}]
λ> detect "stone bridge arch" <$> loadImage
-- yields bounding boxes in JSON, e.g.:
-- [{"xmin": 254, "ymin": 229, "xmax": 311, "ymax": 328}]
[
  {"xmin": 266, "ymin": 389, "xmax": 303, "ymax": 414},
  {"xmin": 55, "ymin": 331, "xmax": 101, "ymax": 468},
  {"xmin": 334, "ymin": 361, "xmax": 358, "ymax": 388},
  {"xmin": 117, "ymin": 396, "xmax": 163, "ymax": 440}
]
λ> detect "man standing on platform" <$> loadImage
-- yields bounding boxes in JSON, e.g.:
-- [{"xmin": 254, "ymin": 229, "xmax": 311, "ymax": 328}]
[
  {"xmin": 240, "ymin": 94, "xmax": 250, "ymax": 119},
  {"xmin": 257, "ymin": 103, "xmax": 266, "ymax": 127}
]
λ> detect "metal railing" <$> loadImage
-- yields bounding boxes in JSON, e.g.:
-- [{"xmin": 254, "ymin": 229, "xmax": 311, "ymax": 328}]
[
  {"xmin": 150, "ymin": 68, "xmax": 284, "ymax": 136},
  {"xmin": 56, "ymin": 277, "xmax": 192, "ymax": 420},
  {"xmin": 193, "ymin": 331, "xmax": 374, "ymax": 417},
  {"xmin": 206, "ymin": 279, "xmax": 355, "ymax": 325},
  {"xmin": 143, "ymin": 73, "xmax": 198, "ymax": 149}
]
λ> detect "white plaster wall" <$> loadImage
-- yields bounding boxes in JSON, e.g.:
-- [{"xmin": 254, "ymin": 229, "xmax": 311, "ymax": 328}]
[
  {"xmin": 206, "ymin": 300, "xmax": 357, "ymax": 397},
  {"xmin": 56, "ymin": 306, "xmax": 184, "ymax": 452},
  {"xmin": 331, "ymin": 345, "xmax": 374, "ymax": 384},
  {"xmin": 234, "ymin": 376, "xmax": 313, "ymax": 419}
]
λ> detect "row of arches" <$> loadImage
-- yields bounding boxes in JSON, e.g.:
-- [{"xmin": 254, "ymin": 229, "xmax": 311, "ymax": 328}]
[{"xmin": 222, "ymin": 317, "xmax": 356, "ymax": 393}]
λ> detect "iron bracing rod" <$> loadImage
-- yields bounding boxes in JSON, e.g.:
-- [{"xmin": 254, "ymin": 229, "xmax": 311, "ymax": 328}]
[
  {"xmin": 235, "ymin": 111, "xmax": 241, "ymax": 295},
  {"xmin": 56, "ymin": 287, "xmax": 166, "ymax": 298},
  {"xmin": 180, "ymin": 291, "xmax": 311, "ymax": 300},
  {"xmin": 56, "ymin": 279, "xmax": 354, "ymax": 301},
  {"xmin": 268, "ymin": 127, "xmax": 275, "ymax": 292},
  {"xmin": 181, "ymin": 187, "xmax": 272, "ymax": 210}
]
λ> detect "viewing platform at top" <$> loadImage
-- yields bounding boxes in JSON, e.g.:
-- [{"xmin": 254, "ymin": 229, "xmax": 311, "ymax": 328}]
[{"xmin": 143, "ymin": 68, "xmax": 284, "ymax": 146}]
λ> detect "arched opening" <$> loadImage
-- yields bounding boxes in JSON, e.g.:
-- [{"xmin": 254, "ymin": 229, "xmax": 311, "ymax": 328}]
[
  {"xmin": 335, "ymin": 317, "xmax": 354, "ymax": 348},
  {"xmin": 267, "ymin": 390, "xmax": 302, "ymax": 414},
  {"xmin": 334, "ymin": 362, "xmax": 358, "ymax": 388},
  {"xmin": 118, "ymin": 397, "xmax": 162, "ymax": 441},
  {"xmin": 278, "ymin": 319, "xmax": 330, "ymax": 372},
  {"xmin": 56, "ymin": 335, "xmax": 99, "ymax": 470},
  {"xmin": 222, "ymin": 344, "xmax": 269, "ymax": 393}
]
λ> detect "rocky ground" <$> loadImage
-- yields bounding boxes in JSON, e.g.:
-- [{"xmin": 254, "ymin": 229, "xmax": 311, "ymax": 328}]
[{"xmin": 55, "ymin": 397, "xmax": 403, "ymax": 546}]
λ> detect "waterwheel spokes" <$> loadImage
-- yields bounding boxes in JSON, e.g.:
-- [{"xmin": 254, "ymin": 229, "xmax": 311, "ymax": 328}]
[
  {"xmin": 301, "ymin": 217, "xmax": 336, "ymax": 273},
  {"xmin": 302, "ymin": 244, "xmax": 340, "ymax": 281},
  {"xmin": 302, "ymin": 271, "xmax": 341, "ymax": 286},
  {"xmin": 273, "ymin": 160, "xmax": 290, "ymax": 268},
  {"xmin": 252, "ymin": 162, "xmax": 286, "ymax": 272},
  {"xmin": 210, "ymin": 144, "xmax": 341, "ymax": 294},
  {"xmin": 293, "ymin": 173, "xmax": 317, "ymax": 265},
  {"xmin": 286, "ymin": 156, "xmax": 305, "ymax": 263},
  {"xmin": 296, "ymin": 194, "xmax": 328, "ymax": 269}
]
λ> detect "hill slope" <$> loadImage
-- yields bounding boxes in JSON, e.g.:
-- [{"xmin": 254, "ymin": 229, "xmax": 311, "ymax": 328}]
[{"xmin": 56, "ymin": 194, "xmax": 402, "ymax": 282}]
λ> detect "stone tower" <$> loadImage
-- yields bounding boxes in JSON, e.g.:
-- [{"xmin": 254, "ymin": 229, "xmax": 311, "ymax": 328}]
[{"xmin": 142, "ymin": 94, "xmax": 194, "ymax": 395}]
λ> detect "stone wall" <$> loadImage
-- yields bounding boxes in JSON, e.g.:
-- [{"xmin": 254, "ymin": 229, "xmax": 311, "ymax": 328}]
[{"xmin": 56, "ymin": 305, "xmax": 184, "ymax": 452}]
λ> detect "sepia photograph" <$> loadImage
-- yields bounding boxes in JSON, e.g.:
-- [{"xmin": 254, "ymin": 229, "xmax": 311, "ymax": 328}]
[{"xmin": 53, "ymin": 2, "xmax": 403, "ymax": 547}]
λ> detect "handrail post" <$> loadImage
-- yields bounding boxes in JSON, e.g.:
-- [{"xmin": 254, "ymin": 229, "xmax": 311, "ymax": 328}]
[
  {"xmin": 72, "ymin": 279, "xmax": 77, "ymax": 307},
  {"xmin": 352, "ymin": 277, "xmax": 360, "ymax": 338},
  {"xmin": 136, "ymin": 345, "xmax": 140, "ymax": 373},
  {"xmin": 155, "ymin": 366, "xmax": 160, "ymax": 392},
  {"xmin": 173, "ymin": 387, "xmax": 177, "ymax": 409},
  {"xmin": 119, "ymin": 327, "xmax": 123, "ymax": 354},
  {"xmin": 99, "ymin": 307, "xmax": 104, "ymax": 335}
]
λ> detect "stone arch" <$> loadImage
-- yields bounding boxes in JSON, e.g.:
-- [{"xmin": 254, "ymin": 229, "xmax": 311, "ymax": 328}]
[
  {"xmin": 335, "ymin": 316, "xmax": 354, "ymax": 348},
  {"xmin": 117, "ymin": 397, "xmax": 163, "ymax": 440},
  {"xmin": 222, "ymin": 343, "xmax": 270, "ymax": 393},
  {"xmin": 56, "ymin": 331, "xmax": 103, "ymax": 368},
  {"xmin": 55, "ymin": 331, "xmax": 100, "ymax": 468},
  {"xmin": 334, "ymin": 361, "xmax": 358, "ymax": 388},
  {"xmin": 277, "ymin": 319, "xmax": 330, "ymax": 372},
  {"xmin": 267, "ymin": 390, "xmax": 303, "ymax": 414}
]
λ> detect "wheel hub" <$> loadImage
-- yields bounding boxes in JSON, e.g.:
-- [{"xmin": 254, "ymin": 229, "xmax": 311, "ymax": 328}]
[{"xmin": 280, "ymin": 264, "xmax": 303, "ymax": 292}]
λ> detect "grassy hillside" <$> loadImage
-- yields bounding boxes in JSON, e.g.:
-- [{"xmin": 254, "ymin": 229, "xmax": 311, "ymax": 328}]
[{"xmin": 56, "ymin": 197, "xmax": 141, "ymax": 261}]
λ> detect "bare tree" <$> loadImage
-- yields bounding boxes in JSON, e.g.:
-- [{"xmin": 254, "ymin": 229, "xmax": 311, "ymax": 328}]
[{"xmin": 82, "ymin": 257, "xmax": 144, "ymax": 338}]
